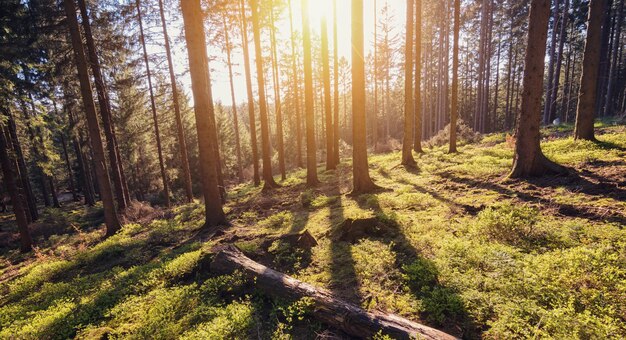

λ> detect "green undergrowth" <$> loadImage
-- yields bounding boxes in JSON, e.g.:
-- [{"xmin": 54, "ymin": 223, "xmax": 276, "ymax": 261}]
[{"xmin": 1, "ymin": 123, "xmax": 625, "ymax": 339}]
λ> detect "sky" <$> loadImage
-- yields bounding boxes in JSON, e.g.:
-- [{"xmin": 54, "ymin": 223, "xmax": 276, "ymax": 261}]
[{"xmin": 156, "ymin": 0, "xmax": 407, "ymax": 106}]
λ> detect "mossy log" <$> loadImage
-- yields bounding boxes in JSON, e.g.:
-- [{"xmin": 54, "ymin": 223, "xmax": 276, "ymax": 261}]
[{"xmin": 211, "ymin": 245, "xmax": 457, "ymax": 340}]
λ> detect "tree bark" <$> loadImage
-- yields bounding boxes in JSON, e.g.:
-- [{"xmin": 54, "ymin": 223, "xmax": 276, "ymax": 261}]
[
  {"xmin": 210, "ymin": 245, "xmax": 457, "ymax": 340},
  {"xmin": 269, "ymin": 3, "xmax": 286, "ymax": 180},
  {"xmin": 288, "ymin": 0, "xmax": 303, "ymax": 169},
  {"xmin": 549, "ymin": 0, "xmax": 570, "ymax": 123},
  {"xmin": 301, "ymin": 0, "xmax": 319, "ymax": 186},
  {"xmin": 574, "ymin": 0, "xmax": 608, "ymax": 140},
  {"xmin": 239, "ymin": 0, "xmax": 260, "ymax": 186},
  {"xmin": 158, "ymin": 0, "xmax": 194, "ymax": 202},
  {"xmin": 180, "ymin": 0, "xmax": 227, "ymax": 228},
  {"xmin": 509, "ymin": 0, "xmax": 567, "ymax": 178},
  {"xmin": 413, "ymin": 0, "xmax": 423, "ymax": 153},
  {"xmin": 543, "ymin": 0, "xmax": 562, "ymax": 125},
  {"xmin": 402, "ymin": 0, "xmax": 416, "ymax": 167},
  {"xmin": 321, "ymin": 16, "xmax": 335, "ymax": 170},
  {"xmin": 450, "ymin": 0, "xmax": 460, "ymax": 153},
  {"xmin": 332, "ymin": 0, "xmax": 340, "ymax": 166},
  {"xmin": 250, "ymin": 0, "xmax": 279, "ymax": 190},
  {"xmin": 77, "ymin": 0, "xmax": 128, "ymax": 210},
  {"xmin": 351, "ymin": 0, "xmax": 379, "ymax": 194},
  {"xmin": 64, "ymin": 0, "xmax": 121, "ymax": 235},
  {"xmin": 603, "ymin": 0, "xmax": 624, "ymax": 116}
]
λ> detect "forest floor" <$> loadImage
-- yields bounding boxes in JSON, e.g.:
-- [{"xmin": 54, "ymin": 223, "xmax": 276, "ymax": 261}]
[{"xmin": 1, "ymin": 121, "xmax": 625, "ymax": 339}]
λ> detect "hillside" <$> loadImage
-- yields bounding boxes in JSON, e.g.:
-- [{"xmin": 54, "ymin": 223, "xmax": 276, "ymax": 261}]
[{"xmin": 1, "ymin": 123, "xmax": 626, "ymax": 339}]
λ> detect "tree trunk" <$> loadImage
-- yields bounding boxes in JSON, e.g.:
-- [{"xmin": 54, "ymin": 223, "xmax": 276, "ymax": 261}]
[
  {"xmin": 332, "ymin": 0, "xmax": 340, "ymax": 166},
  {"xmin": 603, "ymin": 0, "xmax": 624, "ymax": 116},
  {"xmin": 321, "ymin": 16, "xmax": 335, "ymax": 170},
  {"xmin": 288, "ymin": 0, "xmax": 303, "ymax": 168},
  {"xmin": 223, "ymin": 17, "xmax": 244, "ymax": 183},
  {"xmin": 0, "ymin": 128, "xmax": 33, "ymax": 252},
  {"xmin": 402, "ymin": 0, "xmax": 416, "ymax": 167},
  {"xmin": 250, "ymin": 0, "xmax": 279, "ymax": 190},
  {"xmin": 549, "ymin": 0, "xmax": 570, "ymax": 123},
  {"xmin": 509, "ymin": 0, "xmax": 567, "ymax": 178},
  {"xmin": 49, "ymin": 177, "xmax": 60, "ymax": 208},
  {"xmin": 60, "ymin": 134, "xmax": 79, "ymax": 202},
  {"xmin": 543, "ymin": 0, "xmax": 562, "ymax": 125},
  {"xmin": 180, "ymin": 0, "xmax": 227, "ymax": 228},
  {"xmin": 239, "ymin": 0, "xmax": 260, "ymax": 186},
  {"xmin": 64, "ymin": 0, "xmax": 121, "ymax": 235},
  {"xmin": 574, "ymin": 0, "xmax": 608, "ymax": 141},
  {"xmin": 413, "ymin": 0, "xmax": 424, "ymax": 153},
  {"xmin": 450, "ymin": 0, "xmax": 460, "ymax": 153},
  {"xmin": 301, "ymin": 0, "xmax": 319, "ymax": 187},
  {"xmin": 351, "ymin": 0, "xmax": 379, "ymax": 194},
  {"xmin": 211, "ymin": 245, "xmax": 457, "ymax": 340},
  {"xmin": 158, "ymin": 0, "xmax": 194, "ymax": 202},
  {"xmin": 77, "ymin": 0, "xmax": 128, "ymax": 210},
  {"xmin": 136, "ymin": 0, "xmax": 170, "ymax": 207},
  {"xmin": 4, "ymin": 109, "xmax": 38, "ymax": 221},
  {"xmin": 269, "ymin": 4, "xmax": 286, "ymax": 180}
]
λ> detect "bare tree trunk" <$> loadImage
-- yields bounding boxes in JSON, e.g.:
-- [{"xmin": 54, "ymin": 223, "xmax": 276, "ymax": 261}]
[
  {"xmin": 549, "ymin": 0, "xmax": 570, "ymax": 123},
  {"xmin": 351, "ymin": 0, "xmax": 380, "ymax": 194},
  {"xmin": 402, "ymin": 0, "xmax": 417, "ymax": 167},
  {"xmin": 223, "ymin": 17, "xmax": 244, "ymax": 183},
  {"xmin": 603, "ymin": 0, "xmax": 624, "ymax": 116},
  {"xmin": 60, "ymin": 134, "xmax": 79, "ymax": 202},
  {"xmin": 268, "ymin": 3, "xmax": 286, "ymax": 180},
  {"xmin": 510, "ymin": 0, "xmax": 567, "ymax": 178},
  {"xmin": 543, "ymin": 0, "xmax": 562, "ymax": 125},
  {"xmin": 240, "ymin": 0, "xmax": 260, "ymax": 186},
  {"xmin": 63, "ymin": 0, "xmax": 121, "ymax": 235},
  {"xmin": 413, "ymin": 0, "xmax": 424, "ymax": 153},
  {"xmin": 300, "ymin": 0, "xmax": 320, "ymax": 186},
  {"xmin": 136, "ymin": 0, "xmax": 170, "ymax": 207},
  {"xmin": 180, "ymin": 0, "xmax": 227, "ymax": 228},
  {"xmin": 574, "ymin": 0, "xmax": 608, "ymax": 140},
  {"xmin": 250, "ymin": 0, "xmax": 279, "ymax": 190},
  {"xmin": 77, "ymin": 0, "xmax": 128, "ymax": 209},
  {"xmin": 158, "ymin": 0, "xmax": 193, "ymax": 202},
  {"xmin": 333, "ymin": 0, "xmax": 340, "ymax": 165},
  {"xmin": 322, "ymin": 16, "xmax": 335, "ymax": 170},
  {"xmin": 288, "ymin": 0, "xmax": 303, "ymax": 169},
  {"xmin": 3, "ymin": 109, "xmax": 37, "ymax": 221},
  {"xmin": 49, "ymin": 177, "xmax": 60, "ymax": 208},
  {"xmin": 0, "ymin": 128, "xmax": 32, "ymax": 252},
  {"xmin": 450, "ymin": 0, "xmax": 460, "ymax": 152}
]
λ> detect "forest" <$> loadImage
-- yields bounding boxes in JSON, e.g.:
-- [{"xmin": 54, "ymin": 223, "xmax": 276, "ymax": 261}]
[{"xmin": 0, "ymin": 0, "xmax": 625, "ymax": 338}]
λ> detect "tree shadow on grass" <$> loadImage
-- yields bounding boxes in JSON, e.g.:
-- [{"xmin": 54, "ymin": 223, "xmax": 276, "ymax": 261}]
[
  {"xmin": 443, "ymin": 172, "xmax": 626, "ymax": 225},
  {"xmin": 343, "ymin": 194, "xmax": 477, "ymax": 338}
]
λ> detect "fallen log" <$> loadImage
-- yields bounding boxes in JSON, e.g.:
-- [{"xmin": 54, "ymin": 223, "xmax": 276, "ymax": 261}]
[{"xmin": 211, "ymin": 245, "xmax": 458, "ymax": 340}]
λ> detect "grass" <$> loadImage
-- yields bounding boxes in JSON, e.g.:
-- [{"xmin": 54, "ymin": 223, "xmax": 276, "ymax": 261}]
[{"xmin": 1, "ymin": 122, "xmax": 625, "ymax": 339}]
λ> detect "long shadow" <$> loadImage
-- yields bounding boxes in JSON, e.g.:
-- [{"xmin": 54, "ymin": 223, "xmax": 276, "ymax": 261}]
[
  {"xmin": 328, "ymin": 186, "xmax": 361, "ymax": 304},
  {"xmin": 352, "ymin": 194, "xmax": 476, "ymax": 338},
  {"xmin": 397, "ymin": 177, "xmax": 485, "ymax": 216},
  {"xmin": 443, "ymin": 173, "xmax": 626, "ymax": 225}
]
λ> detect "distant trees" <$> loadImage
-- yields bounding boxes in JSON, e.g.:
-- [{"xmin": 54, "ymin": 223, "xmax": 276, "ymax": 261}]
[{"xmin": 180, "ymin": 0, "xmax": 226, "ymax": 227}]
